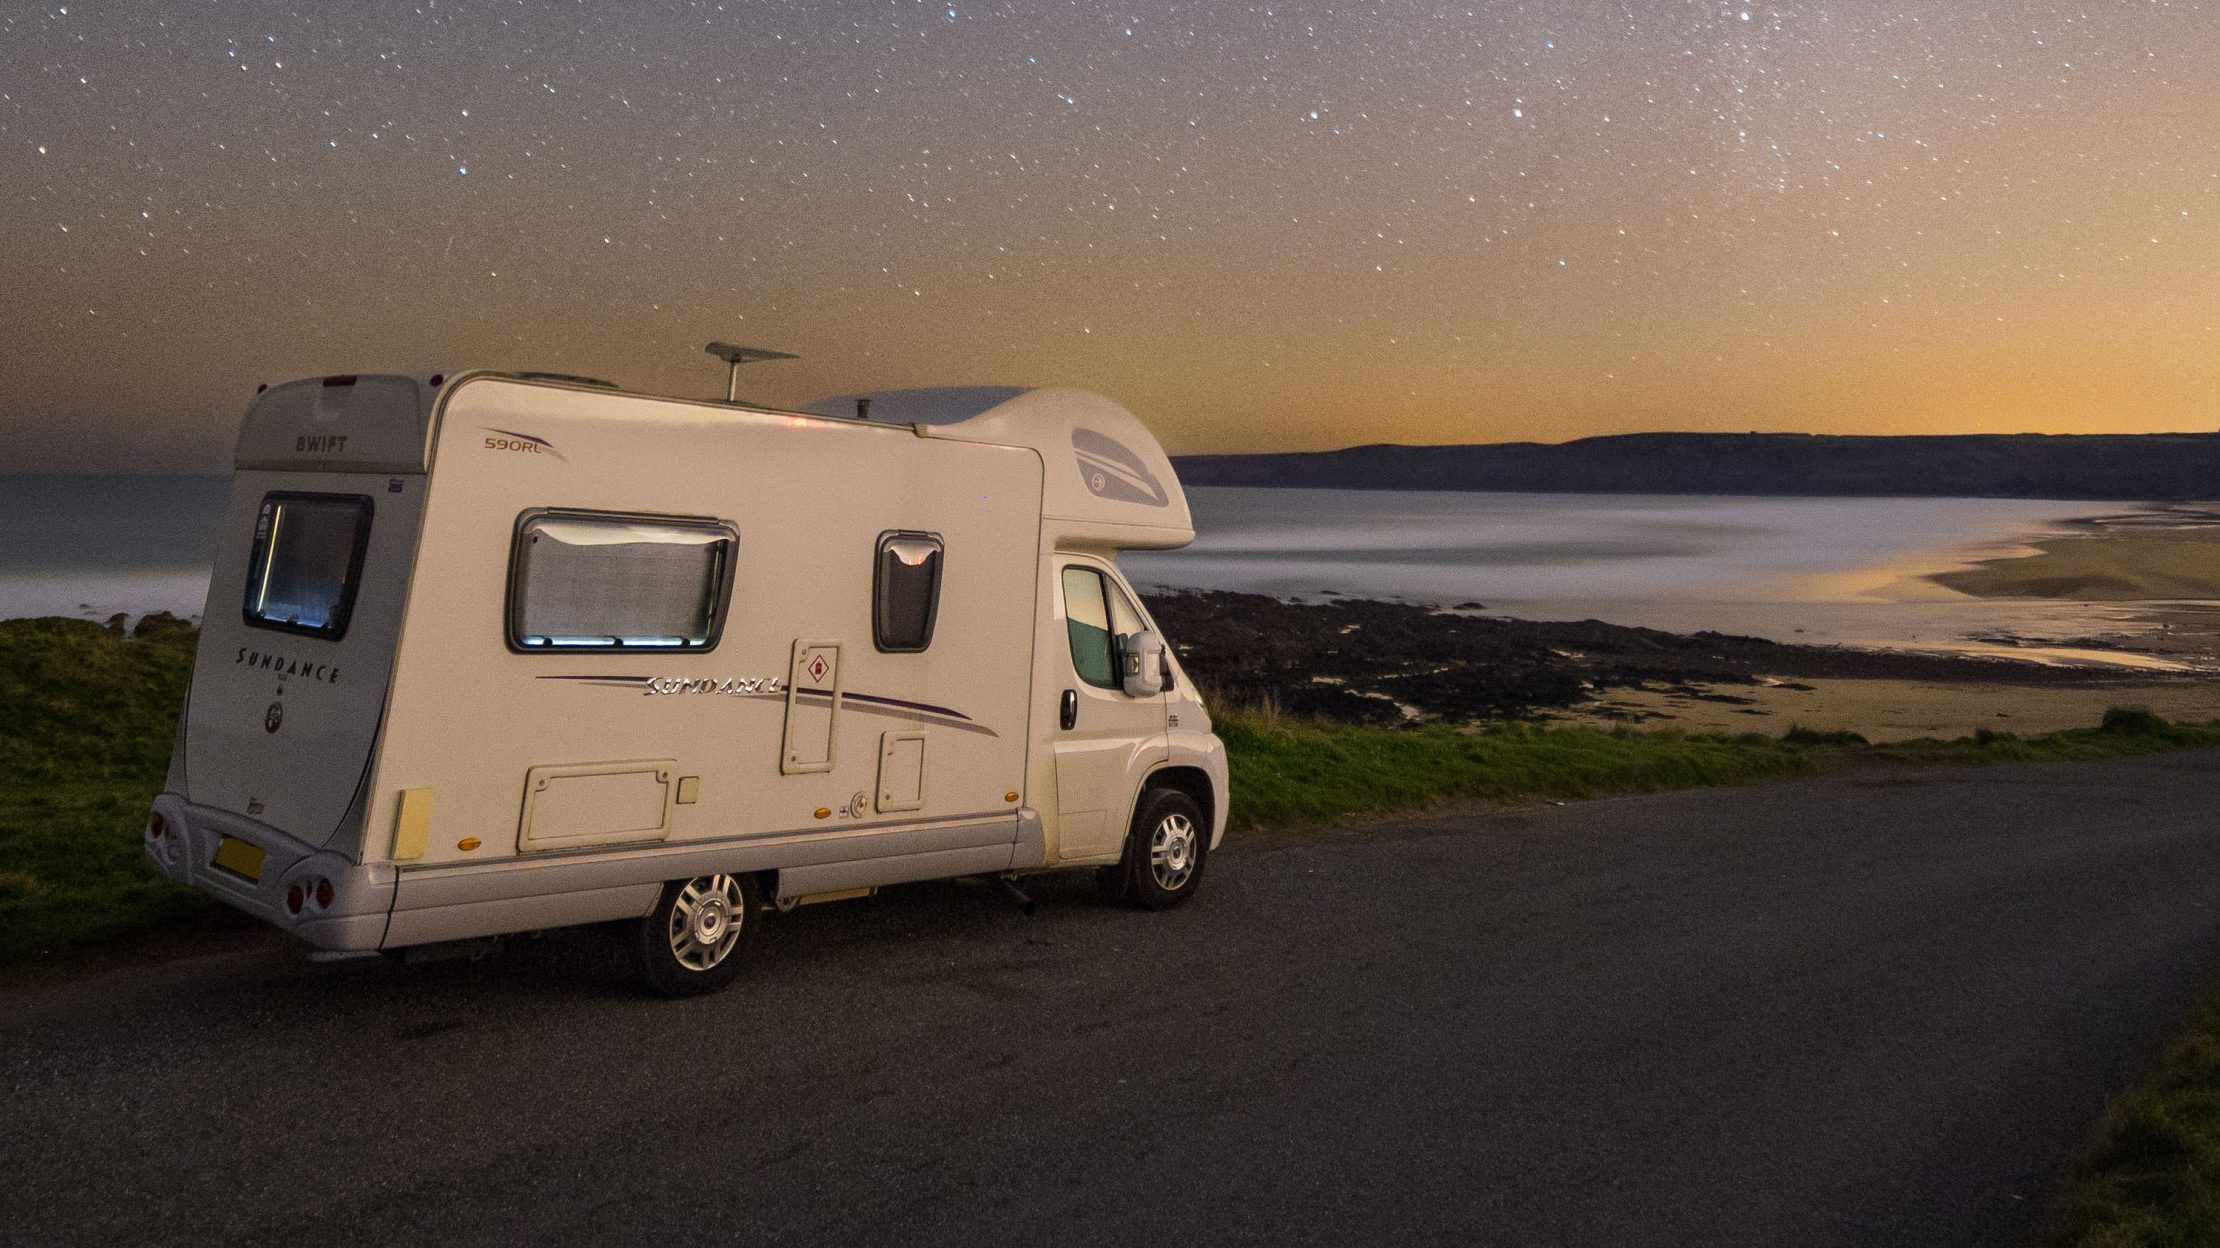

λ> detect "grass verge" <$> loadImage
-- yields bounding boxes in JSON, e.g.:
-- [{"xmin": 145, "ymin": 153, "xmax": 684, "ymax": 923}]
[
  {"xmin": 1217, "ymin": 702, "xmax": 2220, "ymax": 836},
  {"xmin": 2045, "ymin": 986, "xmax": 2220, "ymax": 1246},
  {"xmin": 0, "ymin": 616, "xmax": 229, "ymax": 965},
  {"xmin": 6, "ymin": 617, "xmax": 2220, "ymax": 967}
]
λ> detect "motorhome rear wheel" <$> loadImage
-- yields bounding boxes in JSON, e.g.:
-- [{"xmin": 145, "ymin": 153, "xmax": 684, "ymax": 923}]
[{"xmin": 635, "ymin": 874, "xmax": 761, "ymax": 997}]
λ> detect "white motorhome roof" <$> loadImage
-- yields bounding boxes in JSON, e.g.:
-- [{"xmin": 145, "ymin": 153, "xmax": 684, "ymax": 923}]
[
  {"xmin": 804, "ymin": 386, "xmax": 1028, "ymax": 425},
  {"xmin": 807, "ymin": 386, "xmax": 1194, "ymax": 551},
  {"xmin": 233, "ymin": 374, "xmax": 1196, "ymax": 552}
]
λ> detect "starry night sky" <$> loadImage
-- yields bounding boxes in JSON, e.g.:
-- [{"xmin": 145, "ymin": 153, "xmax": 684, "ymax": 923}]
[{"xmin": 5, "ymin": 2, "xmax": 2218, "ymax": 469}]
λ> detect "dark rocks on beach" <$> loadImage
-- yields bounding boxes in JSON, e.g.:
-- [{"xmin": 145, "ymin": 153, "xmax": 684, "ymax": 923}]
[
  {"xmin": 97, "ymin": 610, "xmax": 195, "ymax": 640},
  {"xmin": 1141, "ymin": 590, "xmax": 1586, "ymax": 722},
  {"xmin": 1141, "ymin": 589, "xmax": 2140, "ymax": 726},
  {"xmin": 132, "ymin": 612, "xmax": 195, "ymax": 641}
]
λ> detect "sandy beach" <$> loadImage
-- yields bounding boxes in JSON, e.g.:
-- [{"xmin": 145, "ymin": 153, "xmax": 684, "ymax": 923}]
[
  {"xmin": 1558, "ymin": 675, "xmax": 2220, "ymax": 743},
  {"xmin": 1933, "ymin": 505, "xmax": 2220, "ymax": 601},
  {"xmin": 1562, "ymin": 504, "xmax": 2220, "ymax": 739}
]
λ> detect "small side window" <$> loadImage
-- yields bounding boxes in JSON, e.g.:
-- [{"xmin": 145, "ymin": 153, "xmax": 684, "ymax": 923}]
[
  {"xmin": 874, "ymin": 532, "xmax": 944, "ymax": 653},
  {"xmin": 244, "ymin": 492, "xmax": 374, "ymax": 640},
  {"xmin": 509, "ymin": 511, "xmax": 737, "ymax": 651}
]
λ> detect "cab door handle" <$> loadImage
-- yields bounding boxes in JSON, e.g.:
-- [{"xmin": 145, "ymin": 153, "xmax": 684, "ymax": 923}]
[{"xmin": 1060, "ymin": 689, "xmax": 1078, "ymax": 731}]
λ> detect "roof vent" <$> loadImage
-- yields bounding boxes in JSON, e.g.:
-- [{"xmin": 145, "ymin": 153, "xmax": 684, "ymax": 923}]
[{"xmin": 704, "ymin": 342, "xmax": 797, "ymax": 403}]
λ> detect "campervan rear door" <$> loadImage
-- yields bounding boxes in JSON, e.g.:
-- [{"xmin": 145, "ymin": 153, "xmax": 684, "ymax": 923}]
[{"xmin": 182, "ymin": 377, "xmax": 432, "ymax": 853}]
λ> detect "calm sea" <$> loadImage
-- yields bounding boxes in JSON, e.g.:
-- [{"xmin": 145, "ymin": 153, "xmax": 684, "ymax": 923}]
[
  {"xmin": 0, "ymin": 475, "xmax": 2174, "ymax": 665},
  {"xmin": 0, "ymin": 474, "xmax": 228, "ymax": 621},
  {"xmin": 1125, "ymin": 488, "xmax": 2182, "ymax": 667}
]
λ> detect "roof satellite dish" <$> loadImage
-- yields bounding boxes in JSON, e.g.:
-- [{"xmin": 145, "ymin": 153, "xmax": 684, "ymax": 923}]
[{"xmin": 703, "ymin": 342, "xmax": 797, "ymax": 402}]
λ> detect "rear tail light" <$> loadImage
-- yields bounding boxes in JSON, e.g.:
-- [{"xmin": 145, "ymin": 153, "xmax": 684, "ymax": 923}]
[
  {"xmin": 287, "ymin": 876, "xmax": 334, "ymax": 918},
  {"xmin": 146, "ymin": 812, "xmax": 169, "ymax": 841}
]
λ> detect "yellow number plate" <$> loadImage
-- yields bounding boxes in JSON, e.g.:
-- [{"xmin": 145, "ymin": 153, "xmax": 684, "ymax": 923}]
[{"xmin": 212, "ymin": 836, "xmax": 267, "ymax": 882}]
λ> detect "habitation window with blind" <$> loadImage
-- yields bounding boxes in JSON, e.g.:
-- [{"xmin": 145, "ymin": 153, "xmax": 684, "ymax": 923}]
[
  {"xmin": 874, "ymin": 531, "xmax": 944, "ymax": 652},
  {"xmin": 507, "ymin": 511, "xmax": 738, "ymax": 651}
]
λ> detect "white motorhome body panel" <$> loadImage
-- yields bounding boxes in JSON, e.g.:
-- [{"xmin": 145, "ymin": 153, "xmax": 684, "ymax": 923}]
[
  {"xmin": 184, "ymin": 467, "xmax": 427, "ymax": 853},
  {"xmin": 367, "ymin": 379, "xmax": 1044, "ymax": 896}
]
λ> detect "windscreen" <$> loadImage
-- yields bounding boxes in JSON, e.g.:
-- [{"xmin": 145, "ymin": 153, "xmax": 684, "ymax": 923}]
[{"xmin": 244, "ymin": 493, "xmax": 373, "ymax": 639}]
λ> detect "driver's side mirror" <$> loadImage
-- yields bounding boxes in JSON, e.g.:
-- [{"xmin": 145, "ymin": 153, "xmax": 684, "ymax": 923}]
[{"xmin": 1121, "ymin": 630, "xmax": 1167, "ymax": 697}]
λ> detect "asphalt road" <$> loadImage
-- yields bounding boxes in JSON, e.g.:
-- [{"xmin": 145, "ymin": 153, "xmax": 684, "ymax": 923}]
[{"xmin": 9, "ymin": 751, "xmax": 2220, "ymax": 1247}]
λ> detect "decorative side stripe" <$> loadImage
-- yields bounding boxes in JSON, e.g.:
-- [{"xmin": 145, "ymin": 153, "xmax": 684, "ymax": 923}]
[
  {"xmin": 767, "ymin": 692, "xmax": 998, "ymax": 737},
  {"xmin": 533, "ymin": 674, "xmax": 997, "ymax": 737},
  {"xmin": 801, "ymin": 687, "xmax": 974, "ymax": 723}
]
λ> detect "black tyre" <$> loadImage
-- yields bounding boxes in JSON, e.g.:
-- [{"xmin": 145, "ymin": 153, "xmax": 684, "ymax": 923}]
[
  {"xmin": 634, "ymin": 873, "xmax": 759, "ymax": 998},
  {"xmin": 1117, "ymin": 789, "xmax": 1208, "ymax": 911}
]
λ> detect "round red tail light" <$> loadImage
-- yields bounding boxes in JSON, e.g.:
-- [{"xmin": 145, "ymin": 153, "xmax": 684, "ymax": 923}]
[
  {"xmin": 314, "ymin": 877, "xmax": 334, "ymax": 909},
  {"xmin": 147, "ymin": 813, "xmax": 169, "ymax": 841},
  {"xmin": 285, "ymin": 883, "xmax": 305, "ymax": 915}
]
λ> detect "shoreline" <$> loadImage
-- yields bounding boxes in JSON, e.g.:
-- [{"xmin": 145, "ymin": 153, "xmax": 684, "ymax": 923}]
[
  {"xmin": 1144, "ymin": 590, "xmax": 2220, "ymax": 742},
  {"xmin": 1553, "ymin": 675, "xmax": 2220, "ymax": 744},
  {"xmin": 1145, "ymin": 498, "xmax": 2220, "ymax": 740}
]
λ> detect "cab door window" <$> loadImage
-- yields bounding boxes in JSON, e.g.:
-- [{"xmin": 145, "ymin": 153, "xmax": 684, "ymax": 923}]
[{"xmin": 1062, "ymin": 564, "xmax": 1147, "ymax": 691}]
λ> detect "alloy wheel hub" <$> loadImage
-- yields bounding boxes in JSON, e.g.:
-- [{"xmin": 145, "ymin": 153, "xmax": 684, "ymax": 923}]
[
  {"xmin": 1151, "ymin": 815, "xmax": 1197, "ymax": 888},
  {"xmin": 693, "ymin": 898, "xmax": 728, "ymax": 944}
]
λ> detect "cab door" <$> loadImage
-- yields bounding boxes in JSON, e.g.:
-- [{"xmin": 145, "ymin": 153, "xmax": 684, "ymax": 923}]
[{"xmin": 1051, "ymin": 558, "xmax": 1167, "ymax": 861}]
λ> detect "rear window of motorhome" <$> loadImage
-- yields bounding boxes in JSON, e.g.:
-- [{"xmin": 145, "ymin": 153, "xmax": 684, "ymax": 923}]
[
  {"xmin": 874, "ymin": 532, "xmax": 944, "ymax": 652},
  {"xmin": 509, "ymin": 512, "xmax": 737, "ymax": 651},
  {"xmin": 1063, "ymin": 565, "xmax": 1146, "ymax": 689},
  {"xmin": 244, "ymin": 492, "xmax": 373, "ymax": 640}
]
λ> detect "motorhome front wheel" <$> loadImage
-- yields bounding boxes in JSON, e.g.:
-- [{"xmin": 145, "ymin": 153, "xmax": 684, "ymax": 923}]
[
  {"xmin": 1119, "ymin": 789, "xmax": 1209, "ymax": 911},
  {"xmin": 635, "ymin": 873, "xmax": 761, "ymax": 997}
]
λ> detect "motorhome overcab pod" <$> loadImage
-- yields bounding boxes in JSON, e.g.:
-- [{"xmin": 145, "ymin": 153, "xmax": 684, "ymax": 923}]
[{"xmin": 145, "ymin": 373, "xmax": 1227, "ymax": 995}]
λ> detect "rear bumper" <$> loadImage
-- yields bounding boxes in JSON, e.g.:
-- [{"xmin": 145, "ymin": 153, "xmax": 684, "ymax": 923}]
[{"xmin": 145, "ymin": 794, "xmax": 395, "ymax": 951}]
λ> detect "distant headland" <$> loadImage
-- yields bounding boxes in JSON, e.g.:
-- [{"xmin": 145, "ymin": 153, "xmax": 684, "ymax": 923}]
[{"xmin": 1174, "ymin": 431, "xmax": 2220, "ymax": 500}]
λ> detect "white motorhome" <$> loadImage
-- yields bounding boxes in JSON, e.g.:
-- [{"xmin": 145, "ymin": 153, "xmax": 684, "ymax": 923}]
[{"xmin": 144, "ymin": 367, "xmax": 1227, "ymax": 994}]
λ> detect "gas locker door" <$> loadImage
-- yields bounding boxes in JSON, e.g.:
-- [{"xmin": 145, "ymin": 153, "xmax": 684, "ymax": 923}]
[
  {"xmin": 781, "ymin": 640, "xmax": 843, "ymax": 774},
  {"xmin": 1051, "ymin": 559, "xmax": 1167, "ymax": 861}
]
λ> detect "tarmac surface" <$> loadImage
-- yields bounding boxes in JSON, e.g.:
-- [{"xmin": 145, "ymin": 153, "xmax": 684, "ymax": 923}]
[{"xmin": 9, "ymin": 750, "xmax": 2220, "ymax": 1246}]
